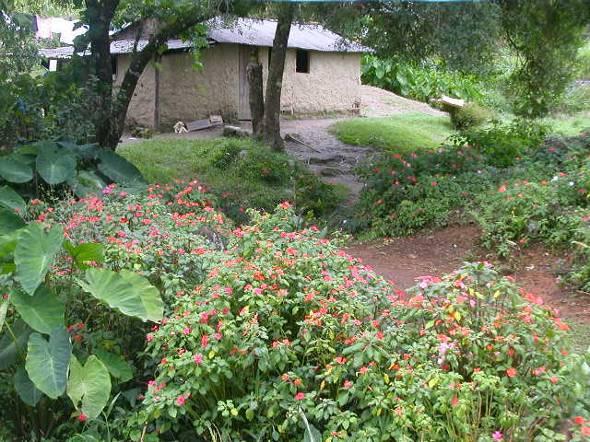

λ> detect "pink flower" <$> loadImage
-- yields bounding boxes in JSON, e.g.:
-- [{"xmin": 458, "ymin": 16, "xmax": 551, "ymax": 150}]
[
  {"xmin": 176, "ymin": 395, "xmax": 186, "ymax": 406},
  {"xmin": 193, "ymin": 354, "xmax": 203, "ymax": 365},
  {"xmin": 506, "ymin": 367, "xmax": 517, "ymax": 378},
  {"xmin": 77, "ymin": 413, "xmax": 88, "ymax": 422},
  {"xmin": 146, "ymin": 333, "xmax": 153, "ymax": 342},
  {"xmin": 294, "ymin": 392, "xmax": 305, "ymax": 401},
  {"xmin": 492, "ymin": 431, "xmax": 503, "ymax": 441},
  {"xmin": 201, "ymin": 334, "xmax": 209, "ymax": 348},
  {"xmin": 182, "ymin": 327, "xmax": 191, "ymax": 335},
  {"xmin": 343, "ymin": 380, "xmax": 353, "ymax": 389}
]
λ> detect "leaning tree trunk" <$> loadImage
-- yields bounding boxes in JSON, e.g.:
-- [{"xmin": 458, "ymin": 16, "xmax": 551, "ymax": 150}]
[
  {"xmin": 247, "ymin": 49, "xmax": 264, "ymax": 138},
  {"xmin": 263, "ymin": 3, "xmax": 295, "ymax": 151}
]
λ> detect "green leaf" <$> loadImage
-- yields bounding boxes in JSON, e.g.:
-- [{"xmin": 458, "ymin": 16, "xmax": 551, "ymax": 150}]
[
  {"xmin": 67, "ymin": 433, "xmax": 101, "ymax": 442},
  {"xmin": 15, "ymin": 223, "xmax": 64, "ymax": 296},
  {"xmin": 0, "ymin": 155, "xmax": 33, "ymax": 183},
  {"xmin": 64, "ymin": 242, "xmax": 104, "ymax": 270},
  {"xmin": 58, "ymin": 141, "xmax": 99, "ymax": 161},
  {"xmin": 0, "ymin": 320, "xmax": 31, "ymax": 369},
  {"xmin": 68, "ymin": 170, "xmax": 106, "ymax": 198},
  {"xmin": 25, "ymin": 327, "xmax": 71, "ymax": 399},
  {"xmin": 15, "ymin": 366, "xmax": 43, "ymax": 406},
  {"xmin": 94, "ymin": 348, "xmax": 133, "ymax": 382},
  {"xmin": 0, "ymin": 186, "xmax": 26, "ymax": 213},
  {"xmin": 11, "ymin": 286, "xmax": 64, "ymax": 334},
  {"xmin": 78, "ymin": 269, "xmax": 163, "ymax": 322},
  {"xmin": 36, "ymin": 145, "xmax": 77, "ymax": 185},
  {"xmin": 97, "ymin": 150, "xmax": 146, "ymax": 187},
  {"xmin": 0, "ymin": 208, "xmax": 25, "ymax": 236},
  {"xmin": 0, "ymin": 294, "xmax": 8, "ymax": 333},
  {"xmin": 67, "ymin": 355, "xmax": 111, "ymax": 419}
]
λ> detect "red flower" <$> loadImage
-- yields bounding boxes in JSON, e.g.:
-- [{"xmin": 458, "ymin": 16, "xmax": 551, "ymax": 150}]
[
  {"xmin": 77, "ymin": 413, "xmax": 88, "ymax": 422},
  {"xmin": 498, "ymin": 185, "xmax": 507, "ymax": 193},
  {"xmin": 451, "ymin": 395, "xmax": 459, "ymax": 407},
  {"xmin": 506, "ymin": 367, "xmax": 517, "ymax": 378},
  {"xmin": 573, "ymin": 416, "xmax": 585, "ymax": 425},
  {"xmin": 294, "ymin": 392, "xmax": 305, "ymax": 401}
]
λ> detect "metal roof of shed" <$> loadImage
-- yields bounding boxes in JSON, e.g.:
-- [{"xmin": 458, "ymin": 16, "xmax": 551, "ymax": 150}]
[
  {"xmin": 40, "ymin": 17, "xmax": 369, "ymax": 59},
  {"xmin": 207, "ymin": 17, "xmax": 368, "ymax": 53}
]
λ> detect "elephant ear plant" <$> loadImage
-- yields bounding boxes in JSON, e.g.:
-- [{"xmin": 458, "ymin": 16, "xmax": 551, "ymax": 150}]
[
  {"xmin": 0, "ymin": 217, "xmax": 164, "ymax": 422},
  {"xmin": 0, "ymin": 140, "xmax": 146, "ymax": 199}
]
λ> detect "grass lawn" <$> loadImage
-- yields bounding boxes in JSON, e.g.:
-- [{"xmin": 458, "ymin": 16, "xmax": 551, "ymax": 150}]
[
  {"xmin": 118, "ymin": 136, "xmax": 345, "ymax": 221},
  {"xmin": 331, "ymin": 113, "xmax": 454, "ymax": 153},
  {"xmin": 544, "ymin": 112, "xmax": 590, "ymax": 136}
]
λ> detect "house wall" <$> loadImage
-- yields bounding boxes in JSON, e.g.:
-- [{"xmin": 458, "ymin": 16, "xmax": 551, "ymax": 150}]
[
  {"xmin": 119, "ymin": 43, "xmax": 362, "ymax": 130},
  {"xmin": 116, "ymin": 55, "xmax": 157, "ymax": 128},
  {"xmin": 258, "ymin": 48, "xmax": 362, "ymax": 115},
  {"xmin": 158, "ymin": 44, "xmax": 239, "ymax": 129}
]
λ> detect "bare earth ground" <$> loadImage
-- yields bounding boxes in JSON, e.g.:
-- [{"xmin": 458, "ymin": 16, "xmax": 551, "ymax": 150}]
[{"xmin": 346, "ymin": 224, "xmax": 590, "ymax": 323}]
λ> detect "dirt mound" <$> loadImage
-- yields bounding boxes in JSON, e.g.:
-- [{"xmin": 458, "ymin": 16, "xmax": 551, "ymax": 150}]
[{"xmin": 360, "ymin": 85, "xmax": 446, "ymax": 118}]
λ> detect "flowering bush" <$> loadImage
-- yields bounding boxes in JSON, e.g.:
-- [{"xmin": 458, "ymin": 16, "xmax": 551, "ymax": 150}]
[
  {"xmin": 130, "ymin": 205, "xmax": 589, "ymax": 441},
  {"xmin": 0, "ymin": 180, "xmax": 232, "ymax": 439}
]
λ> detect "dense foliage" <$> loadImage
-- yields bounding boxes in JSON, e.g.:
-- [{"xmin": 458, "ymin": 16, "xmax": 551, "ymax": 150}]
[
  {"xmin": 120, "ymin": 138, "xmax": 346, "ymax": 224},
  {"xmin": 0, "ymin": 180, "xmax": 230, "ymax": 440},
  {"xmin": 354, "ymin": 126, "xmax": 590, "ymax": 291},
  {"xmin": 362, "ymin": 56, "xmax": 486, "ymax": 105},
  {"xmin": 0, "ymin": 182, "xmax": 588, "ymax": 441}
]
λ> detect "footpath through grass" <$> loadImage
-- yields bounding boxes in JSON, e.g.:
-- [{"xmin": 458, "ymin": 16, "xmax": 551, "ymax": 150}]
[
  {"xmin": 119, "ymin": 137, "xmax": 345, "ymax": 221},
  {"xmin": 331, "ymin": 113, "xmax": 454, "ymax": 153}
]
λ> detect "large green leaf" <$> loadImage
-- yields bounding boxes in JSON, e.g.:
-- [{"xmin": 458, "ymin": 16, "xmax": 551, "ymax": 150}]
[
  {"xmin": 0, "ymin": 294, "xmax": 9, "ymax": 333},
  {"xmin": 36, "ymin": 145, "xmax": 77, "ymax": 185},
  {"xmin": 63, "ymin": 241, "xmax": 104, "ymax": 270},
  {"xmin": 58, "ymin": 141, "xmax": 99, "ymax": 161},
  {"xmin": 0, "ymin": 186, "xmax": 26, "ymax": 213},
  {"xmin": 15, "ymin": 223, "xmax": 64, "ymax": 296},
  {"xmin": 97, "ymin": 150, "xmax": 146, "ymax": 186},
  {"xmin": 0, "ymin": 320, "xmax": 31, "ymax": 369},
  {"xmin": 78, "ymin": 269, "xmax": 163, "ymax": 322},
  {"xmin": 11, "ymin": 286, "xmax": 64, "ymax": 334},
  {"xmin": 0, "ymin": 208, "xmax": 25, "ymax": 236},
  {"xmin": 25, "ymin": 328, "xmax": 71, "ymax": 399},
  {"xmin": 0, "ymin": 155, "xmax": 33, "ymax": 183},
  {"xmin": 67, "ymin": 355, "xmax": 111, "ymax": 419},
  {"xmin": 68, "ymin": 170, "xmax": 107, "ymax": 198},
  {"xmin": 15, "ymin": 366, "xmax": 43, "ymax": 406},
  {"xmin": 94, "ymin": 348, "xmax": 133, "ymax": 382}
]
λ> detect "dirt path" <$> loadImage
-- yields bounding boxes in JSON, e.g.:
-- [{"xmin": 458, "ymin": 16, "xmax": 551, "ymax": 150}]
[{"xmin": 346, "ymin": 225, "xmax": 589, "ymax": 323}]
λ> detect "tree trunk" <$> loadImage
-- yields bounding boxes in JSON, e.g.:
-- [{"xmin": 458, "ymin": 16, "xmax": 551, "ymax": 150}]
[
  {"xmin": 247, "ymin": 49, "xmax": 264, "ymax": 138},
  {"xmin": 263, "ymin": 3, "xmax": 295, "ymax": 151},
  {"xmin": 85, "ymin": 0, "xmax": 119, "ymax": 148}
]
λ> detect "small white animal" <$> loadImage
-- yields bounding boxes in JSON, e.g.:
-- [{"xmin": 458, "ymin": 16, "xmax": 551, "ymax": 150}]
[{"xmin": 174, "ymin": 121, "xmax": 188, "ymax": 134}]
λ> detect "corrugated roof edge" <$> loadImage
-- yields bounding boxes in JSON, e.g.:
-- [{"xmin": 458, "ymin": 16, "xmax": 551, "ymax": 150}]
[{"xmin": 40, "ymin": 16, "xmax": 372, "ymax": 58}]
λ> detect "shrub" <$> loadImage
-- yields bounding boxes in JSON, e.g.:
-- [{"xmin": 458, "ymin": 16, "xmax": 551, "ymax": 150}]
[
  {"xmin": 455, "ymin": 119, "xmax": 549, "ymax": 167},
  {"xmin": 450, "ymin": 103, "xmax": 493, "ymax": 130},
  {"xmin": 0, "ymin": 181, "xmax": 231, "ymax": 439},
  {"xmin": 129, "ymin": 210, "xmax": 588, "ymax": 441},
  {"xmin": 0, "ymin": 140, "xmax": 146, "ymax": 201}
]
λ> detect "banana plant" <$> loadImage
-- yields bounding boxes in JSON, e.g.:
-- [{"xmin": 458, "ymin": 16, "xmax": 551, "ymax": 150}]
[{"xmin": 0, "ymin": 216, "xmax": 163, "ymax": 419}]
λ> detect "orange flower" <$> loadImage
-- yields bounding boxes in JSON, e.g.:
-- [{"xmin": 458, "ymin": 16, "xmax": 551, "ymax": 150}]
[{"xmin": 506, "ymin": 367, "xmax": 517, "ymax": 378}]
